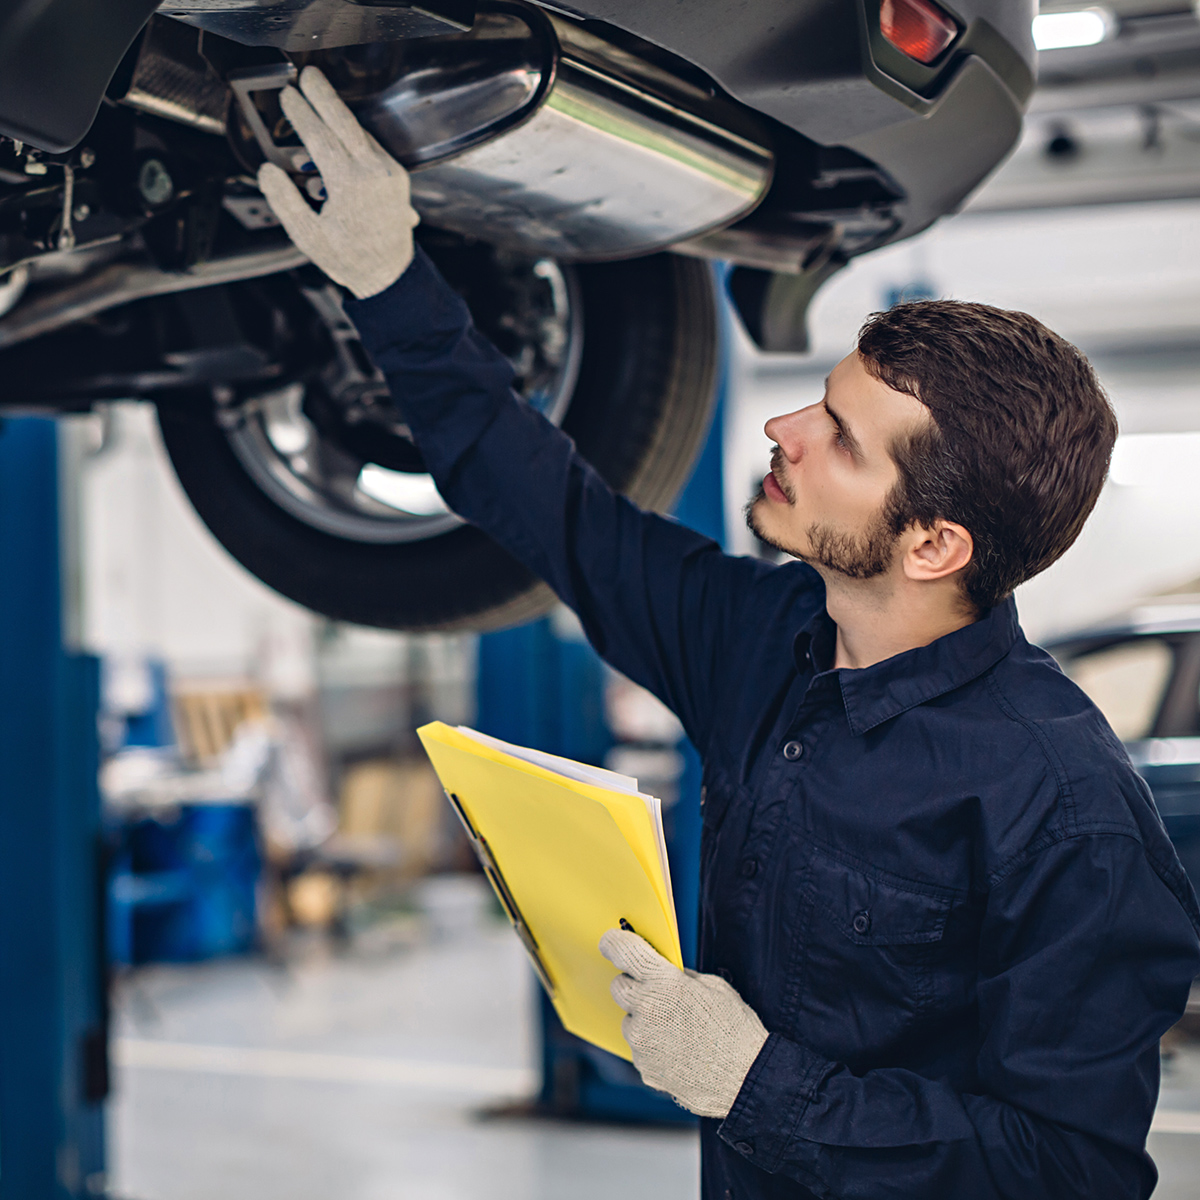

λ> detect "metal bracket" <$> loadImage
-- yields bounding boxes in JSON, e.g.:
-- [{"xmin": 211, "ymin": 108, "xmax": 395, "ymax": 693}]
[{"xmin": 228, "ymin": 63, "xmax": 300, "ymax": 173}]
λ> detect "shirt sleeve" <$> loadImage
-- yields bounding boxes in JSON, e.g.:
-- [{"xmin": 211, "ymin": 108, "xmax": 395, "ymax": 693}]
[
  {"xmin": 344, "ymin": 247, "xmax": 785, "ymax": 749},
  {"xmin": 718, "ymin": 831, "xmax": 1200, "ymax": 1199}
]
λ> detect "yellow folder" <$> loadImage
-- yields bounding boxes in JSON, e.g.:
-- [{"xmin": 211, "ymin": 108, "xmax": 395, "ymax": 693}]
[{"xmin": 417, "ymin": 721, "xmax": 682, "ymax": 1061}]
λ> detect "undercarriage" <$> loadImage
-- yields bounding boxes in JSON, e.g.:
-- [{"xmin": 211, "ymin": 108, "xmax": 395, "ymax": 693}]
[{"xmin": 0, "ymin": 0, "xmax": 1033, "ymax": 629}]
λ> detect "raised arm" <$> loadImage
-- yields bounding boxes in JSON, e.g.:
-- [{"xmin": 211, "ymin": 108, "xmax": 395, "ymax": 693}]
[
  {"xmin": 346, "ymin": 244, "xmax": 776, "ymax": 748},
  {"xmin": 257, "ymin": 66, "xmax": 800, "ymax": 747}
]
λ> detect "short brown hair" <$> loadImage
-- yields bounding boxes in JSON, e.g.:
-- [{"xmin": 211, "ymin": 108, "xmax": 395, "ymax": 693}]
[{"xmin": 857, "ymin": 300, "xmax": 1117, "ymax": 612}]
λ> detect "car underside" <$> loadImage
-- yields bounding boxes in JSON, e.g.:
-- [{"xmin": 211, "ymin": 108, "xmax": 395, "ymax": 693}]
[{"xmin": 0, "ymin": 0, "xmax": 1034, "ymax": 630}]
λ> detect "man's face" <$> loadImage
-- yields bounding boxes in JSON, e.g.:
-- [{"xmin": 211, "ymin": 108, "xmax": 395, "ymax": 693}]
[{"xmin": 746, "ymin": 352, "xmax": 931, "ymax": 578}]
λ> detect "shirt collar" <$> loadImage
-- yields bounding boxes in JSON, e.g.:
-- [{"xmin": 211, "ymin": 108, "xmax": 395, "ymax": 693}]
[{"xmin": 792, "ymin": 597, "xmax": 1021, "ymax": 736}]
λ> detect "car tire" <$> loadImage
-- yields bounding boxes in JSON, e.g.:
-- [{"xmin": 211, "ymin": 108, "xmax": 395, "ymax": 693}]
[{"xmin": 155, "ymin": 252, "xmax": 719, "ymax": 632}]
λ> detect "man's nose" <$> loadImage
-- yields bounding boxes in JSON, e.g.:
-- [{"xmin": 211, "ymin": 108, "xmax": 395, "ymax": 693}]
[{"xmin": 764, "ymin": 407, "xmax": 812, "ymax": 460}]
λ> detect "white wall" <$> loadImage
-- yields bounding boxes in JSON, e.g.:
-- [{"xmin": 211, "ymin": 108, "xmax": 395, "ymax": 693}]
[
  {"xmin": 722, "ymin": 199, "xmax": 1200, "ymax": 643},
  {"xmin": 75, "ymin": 402, "xmax": 318, "ymax": 698}
]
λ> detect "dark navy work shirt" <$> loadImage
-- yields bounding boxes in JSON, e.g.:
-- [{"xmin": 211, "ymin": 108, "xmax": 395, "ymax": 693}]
[{"xmin": 348, "ymin": 248, "xmax": 1200, "ymax": 1200}]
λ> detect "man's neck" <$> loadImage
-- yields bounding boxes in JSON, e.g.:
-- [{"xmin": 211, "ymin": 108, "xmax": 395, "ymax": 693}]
[{"xmin": 820, "ymin": 572, "xmax": 978, "ymax": 671}]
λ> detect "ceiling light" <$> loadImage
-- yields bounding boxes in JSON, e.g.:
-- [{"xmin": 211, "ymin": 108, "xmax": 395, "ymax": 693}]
[{"xmin": 1033, "ymin": 8, "xmax": 1114, "ymax": 51}]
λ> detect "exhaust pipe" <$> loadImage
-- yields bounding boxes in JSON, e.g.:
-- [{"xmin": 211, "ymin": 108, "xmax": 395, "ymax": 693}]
[
  {"xmin": 0, "ymin": 245, "xmax": 307, "ymax": 352},
  {"xmin": 0, "ymin": 7, "xmax": 770, "ymax": 352},
  {"xmin": 326, "ymin": 6, "xmax": 774, "ymax": 261}
]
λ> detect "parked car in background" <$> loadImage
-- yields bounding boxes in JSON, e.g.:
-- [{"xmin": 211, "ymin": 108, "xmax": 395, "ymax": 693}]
[{"xmin": 1049, "ymin": 599, "xmax": 1200, "ymax": 896}]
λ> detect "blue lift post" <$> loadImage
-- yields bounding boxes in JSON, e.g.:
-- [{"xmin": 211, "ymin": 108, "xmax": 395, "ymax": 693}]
[
  {"xmin": 0, "ymin": 418, "xmax": 107, "ymax": 1198},
  {"xmin": 476, "ymin": 281, "xmax": 729, "ymax": 1122}
]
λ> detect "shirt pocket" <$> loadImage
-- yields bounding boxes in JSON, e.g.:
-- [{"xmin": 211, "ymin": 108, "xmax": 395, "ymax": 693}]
[{"xmin": 794, "ymin": 846, "xmax": 962, "ymax": 1057}]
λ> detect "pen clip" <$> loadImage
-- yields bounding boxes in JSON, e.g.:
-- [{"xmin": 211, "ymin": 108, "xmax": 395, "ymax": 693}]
[
  {"xmin": 445, "ymin": 791, "xmax": 477, "ymax": 840},
  {"xmin": 443, "ymin": 791, "xmax": 556, "ymax": 997},
  {"xmin": 479, "ymin": 838, "xmax": 556, "ymax": 998}
]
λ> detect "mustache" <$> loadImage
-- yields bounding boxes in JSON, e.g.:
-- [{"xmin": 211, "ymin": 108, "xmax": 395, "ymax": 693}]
[{"xmin": 769, "ymin": 446, "xmax": 796, "ymax": 504}]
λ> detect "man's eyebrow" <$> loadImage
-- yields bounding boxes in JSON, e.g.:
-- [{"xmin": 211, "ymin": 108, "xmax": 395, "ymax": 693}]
[{"xmin": 823, "ymin": 395, "xmax": 863, "ymax": 458}]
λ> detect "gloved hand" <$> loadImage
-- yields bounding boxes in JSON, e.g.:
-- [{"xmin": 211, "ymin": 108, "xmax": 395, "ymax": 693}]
[
  {"xmin": 257, "ymin": 66, "xmax": 420, "ymax": 300},
  {"xmin": 600, "ymin": 928, "xmax": 768, "ymax": 1119}
]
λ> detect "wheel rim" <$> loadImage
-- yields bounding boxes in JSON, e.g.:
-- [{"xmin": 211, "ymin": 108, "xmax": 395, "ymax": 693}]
[{"xmin": 220, "ymin": 251, "xmax": 582, "ymax": 544}]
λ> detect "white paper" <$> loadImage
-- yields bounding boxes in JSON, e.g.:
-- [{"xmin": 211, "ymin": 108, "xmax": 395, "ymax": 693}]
[{"xmin": 457, "ymin": 726, "xmax": 639, "ymax": 793}]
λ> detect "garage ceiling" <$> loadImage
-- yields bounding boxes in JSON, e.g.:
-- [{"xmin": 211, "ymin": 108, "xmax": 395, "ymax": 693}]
[
  {"xmin": 967, "ymin": 1, "xmax": 1200, "ymax": 210},
  {"xmin": 1035, "ymin": 1, "xmax": 1200, "ymax": 111}
]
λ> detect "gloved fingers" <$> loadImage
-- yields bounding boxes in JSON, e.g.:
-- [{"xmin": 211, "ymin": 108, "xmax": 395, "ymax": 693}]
[
  {"xmin": 609, "ymin": 971, "xmax": 645, "ymax": 1014},
  {"xmin": 257, "ymin": 163, "xmax": 321, "ymax": 245},
  {"xmin": 280, "ymin": 83, "xmax": 349, "ymax": 183},
  {"xmin": 598, "ymin": 928, "xmax": 677, "ymax": 983},
  {"xmin": 626, "ymin": 1038, "xmax": 670, "ymax": 1094},
  {"xmin": 299, "ymin": 65, "xmax": 393, "ymax": 168},
  {"xmin": 621, "ymin": 1012, "xmax": 653, "ymax": 1059}
]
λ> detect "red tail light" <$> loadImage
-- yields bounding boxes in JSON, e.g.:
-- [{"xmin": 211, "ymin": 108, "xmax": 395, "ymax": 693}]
[{"xmin": 879, "ymin": 0, "xmax": 959, "ymax": 65}]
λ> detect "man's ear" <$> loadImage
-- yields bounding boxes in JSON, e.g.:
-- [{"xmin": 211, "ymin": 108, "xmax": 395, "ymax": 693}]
[{"xmin": 903, "ymin": 520, "xmax": 973, "ymax": 583}]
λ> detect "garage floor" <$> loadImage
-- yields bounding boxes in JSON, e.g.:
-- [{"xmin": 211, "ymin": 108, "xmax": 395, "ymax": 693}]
[
  {"xmin": 108, "ymin": 876, "xmax": 698, "ymax": 1200},
  {"xmin": 109, "ymin": 875, "xmax": 1198, "ymax": 1200}
]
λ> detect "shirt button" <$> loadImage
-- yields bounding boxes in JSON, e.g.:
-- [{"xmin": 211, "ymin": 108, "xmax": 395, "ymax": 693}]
[
  {"xmin": 782, "ymin": 740, "xmax": 803, "ymax": 761},
  {"xmin": 739, "ymin": 858, "xmax": 759, "ymax": 879},
  {"xmin": 717, "ymin": 967, "xmax": 733, "ymax": 983},
  {"xmin": 734, "ymin": 1140, "xmax": 755, "ymax": 1156},
  {"xmin": 852, "ymin": 910, "xmax": 871, "ymax": 935}
]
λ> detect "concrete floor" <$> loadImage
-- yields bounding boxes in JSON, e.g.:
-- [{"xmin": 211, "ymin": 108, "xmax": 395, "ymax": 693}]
[
  {"xmin": 1155, "ymin": 1034, "xmax": 1200, "ymax": 1200},
  {"xmin": 108, "ymin": 876, "xmax": 698, "ymax": 1200},
  {"xmin": 110, "ymin": 875, "xmax": 1200, "ymax": 1200}
]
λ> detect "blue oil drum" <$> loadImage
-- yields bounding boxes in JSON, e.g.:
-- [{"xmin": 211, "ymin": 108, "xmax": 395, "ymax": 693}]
[{"xmin": 111, "ymin": 802, "xmax": 260, "ymax": 964}]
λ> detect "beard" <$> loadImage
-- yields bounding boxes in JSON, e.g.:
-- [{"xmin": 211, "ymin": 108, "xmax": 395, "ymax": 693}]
[
  {"xmin": 803, "ymin": 516, "xmax": 899, "ymax": 579},
  {"xmin": 745, "ymin": 451, "xmax": 901, "ymax": 580}
]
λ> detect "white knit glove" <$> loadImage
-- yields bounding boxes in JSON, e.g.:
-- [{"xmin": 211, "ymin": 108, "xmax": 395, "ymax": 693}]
[
  {"xmin": 257, "ymin": 66, "xmax": 419, "ymax": 300},
  {"xmin": 600, "ymin": 928, "xmax": 768, "ymax": 1119}
]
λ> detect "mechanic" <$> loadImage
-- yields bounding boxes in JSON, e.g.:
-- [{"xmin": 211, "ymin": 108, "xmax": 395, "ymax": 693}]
[{"xmin": 261, "ymin": 69, "xmax": 1200, "ymax": 1199}]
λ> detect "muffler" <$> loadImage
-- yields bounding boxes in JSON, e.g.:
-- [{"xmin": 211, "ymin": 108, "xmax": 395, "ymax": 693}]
[{"xmin": 308, "ymin": 5, "xmax": 774, "ymax": 261}]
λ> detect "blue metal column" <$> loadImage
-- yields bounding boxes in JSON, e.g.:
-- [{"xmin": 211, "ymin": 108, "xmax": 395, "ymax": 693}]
[{"xmin": 0, "ymin": 418, "xmax": 106, "ymax": 1199}]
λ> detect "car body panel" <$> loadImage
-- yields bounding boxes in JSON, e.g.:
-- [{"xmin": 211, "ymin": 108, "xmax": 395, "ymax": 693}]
[
  {"xmin": 1130, "ymin": 740, "xmax": 1200, "ymax": 905},
  {"xmin": 0, "ymin": 0, "xmax": 1034, "ymax": 256},
  {"xmin": 558, "ymin": 0, "xmax": 1034, "ymax": 138},
  {"xmin": 1050, "ymin": 615, "xmax": 1200, "ymax": 899},
  {"xmin": 0, "ymin": 0, "xmax": 161, "ymax": 151}
]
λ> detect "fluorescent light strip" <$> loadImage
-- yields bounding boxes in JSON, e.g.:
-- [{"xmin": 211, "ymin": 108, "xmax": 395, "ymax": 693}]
[{"xmin": 1033, "ymin": 9, "xmax": 1112, "ymax": 51}]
